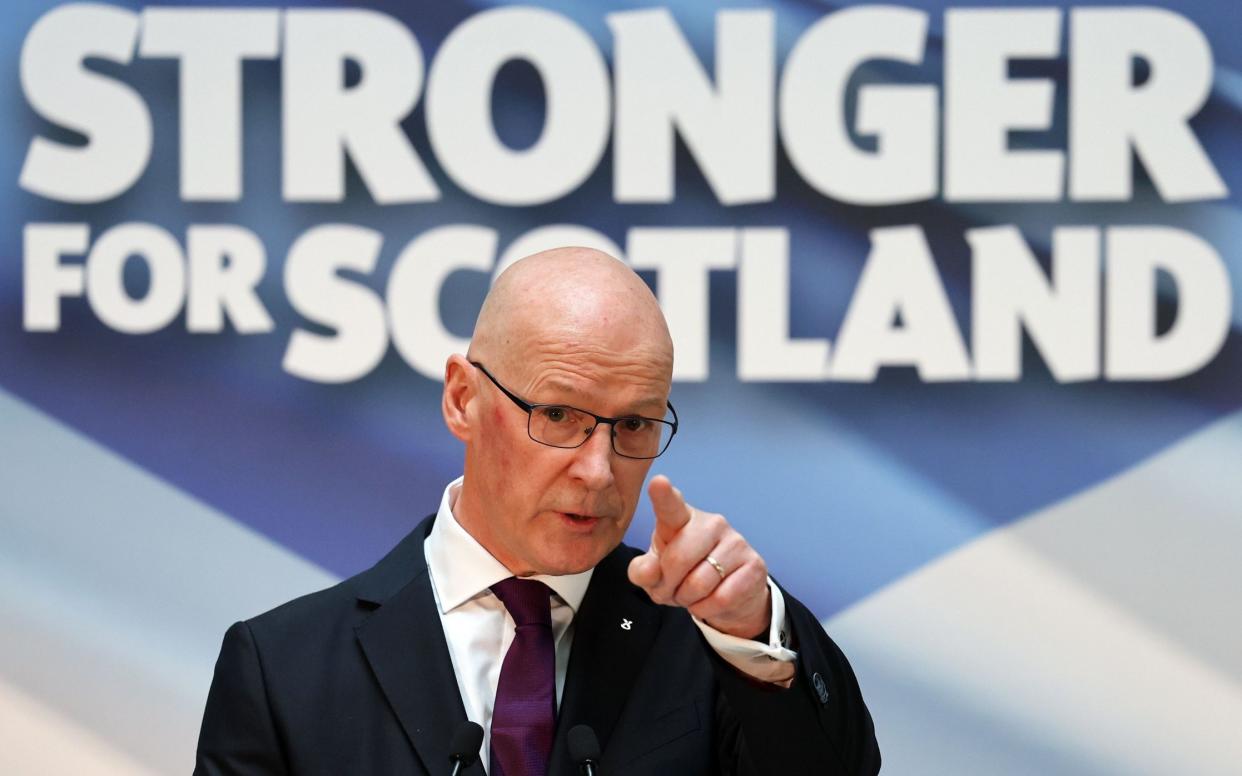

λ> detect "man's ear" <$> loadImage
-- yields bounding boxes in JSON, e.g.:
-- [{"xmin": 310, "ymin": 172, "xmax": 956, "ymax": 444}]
[{"xmin": 442, "ymin": 354, "xmax": 476, "ymax": 442}]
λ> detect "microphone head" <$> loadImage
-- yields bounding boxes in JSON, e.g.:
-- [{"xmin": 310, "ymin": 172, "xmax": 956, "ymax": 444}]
[
  {"xmin": 568, "ymin": 724, "xmax": 601, "ymax": 764},
  {"xmin": 449, "ymin": 721, "xmax": 484, "ymax": 765}
]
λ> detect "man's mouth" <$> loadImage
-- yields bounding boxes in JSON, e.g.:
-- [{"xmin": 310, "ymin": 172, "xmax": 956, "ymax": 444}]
[{"xmin": 559, "ymin": 511, "xmax": 603, "ymax": 526}]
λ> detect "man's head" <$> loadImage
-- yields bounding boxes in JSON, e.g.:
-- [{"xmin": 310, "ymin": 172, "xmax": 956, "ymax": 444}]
[{"xmin": 441, "ymin": 246, "xmax": 674, "ymax": 576}]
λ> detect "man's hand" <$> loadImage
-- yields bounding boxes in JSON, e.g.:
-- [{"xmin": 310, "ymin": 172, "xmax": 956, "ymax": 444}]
[{"xmin": 627, "ymin": 475, "xmax": 771, "ymax": 639}]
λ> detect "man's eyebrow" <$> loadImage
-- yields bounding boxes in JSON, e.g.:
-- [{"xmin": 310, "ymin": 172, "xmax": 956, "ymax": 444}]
[
  {"xmin": 538, "ymin": 380, "xmax": 667, "ymax": 416},
  {"xmin": 536, "ymin": 379, "xmax": 583, "ymax": 399},
  {"xmin": 620, "ymin": 398, "xmax": 670, "ymax": 417}
]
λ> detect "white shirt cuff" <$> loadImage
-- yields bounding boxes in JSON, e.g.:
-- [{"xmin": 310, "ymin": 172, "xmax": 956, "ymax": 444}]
[{"xmin": 692, "ymin": 577, "xmax": 797, "ymax": 686}]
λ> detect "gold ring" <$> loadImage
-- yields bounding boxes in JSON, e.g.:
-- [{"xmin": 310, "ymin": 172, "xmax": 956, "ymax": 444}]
[{"xmin": 705, "ymin": 555, "xmax": 726, "ymax": 579}]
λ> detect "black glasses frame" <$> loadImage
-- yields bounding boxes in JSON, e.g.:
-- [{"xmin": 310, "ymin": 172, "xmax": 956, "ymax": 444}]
[{"xmin": 470, "ymin": 361, "xmax": 678, "ymax": 459}]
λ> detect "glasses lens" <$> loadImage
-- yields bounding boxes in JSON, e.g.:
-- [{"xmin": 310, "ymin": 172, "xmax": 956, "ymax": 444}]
[
  {"xmin": 612, "ymin": 417, "xmax": 674, "ymax": 459},
  {"xmin": 528, "ymin": 405, "xmax": 676, "ymax": 459},
  {"xmin": 529, "ymin": 405, "xmax": 594, "ymax": 447}
]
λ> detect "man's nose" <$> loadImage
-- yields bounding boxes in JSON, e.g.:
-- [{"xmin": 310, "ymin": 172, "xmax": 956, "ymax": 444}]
[{"xmin": 567, "ymin": 422, "xmax": 616, "ymax": 489}]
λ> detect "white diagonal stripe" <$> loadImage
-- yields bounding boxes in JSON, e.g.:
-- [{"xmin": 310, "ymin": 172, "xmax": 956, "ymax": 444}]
[
  {"xmin": 0, "ymin": 387, "xmax": 340, "ymax": 775},
  {"xmin": 828, "ymin": 409, "xmax": 1242, "ymax": 775}
]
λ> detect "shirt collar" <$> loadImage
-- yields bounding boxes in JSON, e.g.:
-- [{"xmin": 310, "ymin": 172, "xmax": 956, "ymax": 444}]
[{"xmin": 424, "ymin": 476, "xmax": 594, "ymax": 615}]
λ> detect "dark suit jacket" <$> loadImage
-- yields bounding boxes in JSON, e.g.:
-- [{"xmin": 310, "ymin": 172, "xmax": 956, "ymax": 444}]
[{"xmin": 195, "ymin": 515, "xmax": 880, "ymax": 775}]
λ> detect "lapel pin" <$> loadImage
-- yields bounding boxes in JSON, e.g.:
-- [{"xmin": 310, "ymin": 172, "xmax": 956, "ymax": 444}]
[{"xmin": 620, "ymin": 618, "xmax": 633, "ymax": 631}]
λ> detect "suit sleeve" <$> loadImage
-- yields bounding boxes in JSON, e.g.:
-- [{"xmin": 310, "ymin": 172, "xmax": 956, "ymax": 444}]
[
  {"xmin": 709, "ymin": 586, "xmax": 881, "ymax": 775},
  {"xmin": 194, "ymin": 621, "xmax": 290, "ymax": 776}
]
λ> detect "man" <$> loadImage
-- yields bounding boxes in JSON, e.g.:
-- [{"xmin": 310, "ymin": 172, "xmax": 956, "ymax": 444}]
[{"xmin": 195, "ymin": 248, "xmax": 880, "ymax": 775}]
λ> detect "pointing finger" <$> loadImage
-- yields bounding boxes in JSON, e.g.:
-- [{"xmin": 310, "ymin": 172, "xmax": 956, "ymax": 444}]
[{"xmin": 648, "ymin": 475, "xmax": 692, "ymax": 547}]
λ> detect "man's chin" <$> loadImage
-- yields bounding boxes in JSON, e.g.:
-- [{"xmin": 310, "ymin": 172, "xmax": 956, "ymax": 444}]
[{"xmin": 538, "ymin": 537, "xmax": 619, "ymax": 576}]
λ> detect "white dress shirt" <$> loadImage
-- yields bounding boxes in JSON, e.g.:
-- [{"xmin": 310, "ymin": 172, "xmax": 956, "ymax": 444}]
[{"xmin": 423, "ymin": 477, "xmax": 796, "ymax": 772}]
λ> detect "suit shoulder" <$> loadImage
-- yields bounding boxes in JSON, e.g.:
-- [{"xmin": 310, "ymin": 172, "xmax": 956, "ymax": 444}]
[
  {"xmin": 239, "ymin": 574, "xmax": 370, "ymax": 656},
  {"xmin": 245, "ymin": 576, "xmax": 355, "ymax": 629},
  {"xmin": 244, "ymin": 515, "xmax": 435, "ymax": 638}
]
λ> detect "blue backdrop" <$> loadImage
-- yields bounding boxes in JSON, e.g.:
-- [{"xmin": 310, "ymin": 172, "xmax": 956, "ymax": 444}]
[{"xmin": 2, "ymin": 2, "xmax": 1240, "ymax": 773}]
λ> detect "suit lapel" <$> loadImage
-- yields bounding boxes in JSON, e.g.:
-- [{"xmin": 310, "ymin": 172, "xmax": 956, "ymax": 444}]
[
  {"xmin": 354, "ymin": 517, "xmax": 485, "ymax": 776},
  {"xmin": 351, "ymin": 519, "xmax": 659, "ymax": 776},
  {"xmin": 549, "ymin": 547, "xmax": 662, "ymax": 776}
]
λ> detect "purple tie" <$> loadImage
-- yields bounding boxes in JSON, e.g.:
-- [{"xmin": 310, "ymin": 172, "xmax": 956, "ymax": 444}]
[{"xmin": 490, "ymin": 577, "xmax": 556, "ymax": 776}]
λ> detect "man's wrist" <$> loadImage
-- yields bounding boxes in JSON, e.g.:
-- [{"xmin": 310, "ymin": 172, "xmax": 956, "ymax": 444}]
[{"xmin": 692, "ymin": 578, "xmax": 797, "ymax": 685}]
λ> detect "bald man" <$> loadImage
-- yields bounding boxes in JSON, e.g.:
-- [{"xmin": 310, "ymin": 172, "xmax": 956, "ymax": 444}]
[{"xmin": 195, "ymin": 249, "xmax": 880, "ymax": 776}]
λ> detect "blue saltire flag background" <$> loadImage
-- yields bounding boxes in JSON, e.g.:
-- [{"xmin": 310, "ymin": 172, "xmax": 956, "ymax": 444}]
[{"xmin": 1, "ymin": 1, "xmax": 1239, "ymax": 773}]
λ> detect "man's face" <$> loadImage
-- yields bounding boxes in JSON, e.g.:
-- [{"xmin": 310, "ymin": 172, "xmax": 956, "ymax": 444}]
[{"xmin": 460, "ymin": 347, "xmax": 670, "ymax": 576}]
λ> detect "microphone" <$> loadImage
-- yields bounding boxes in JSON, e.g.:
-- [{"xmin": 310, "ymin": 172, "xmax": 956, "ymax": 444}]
[
  {"xmin": 448, "ymin": 721, "xmax": 484, "ymax": 776},
  {"xmin": 568, "ymin": 724, "xmax": 601, "ymax": 776}
]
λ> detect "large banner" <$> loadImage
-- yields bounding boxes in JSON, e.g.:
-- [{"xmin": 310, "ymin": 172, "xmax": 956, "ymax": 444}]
[{"xmin": 2, "ymin": 1, "xmax": 1239, "ymax": 773}]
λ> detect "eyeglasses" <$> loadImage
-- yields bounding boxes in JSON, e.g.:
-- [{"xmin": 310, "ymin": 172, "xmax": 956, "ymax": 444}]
[{"xmin": 470, "ymin": 361, "xmax": 678, "ymax": 460}]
